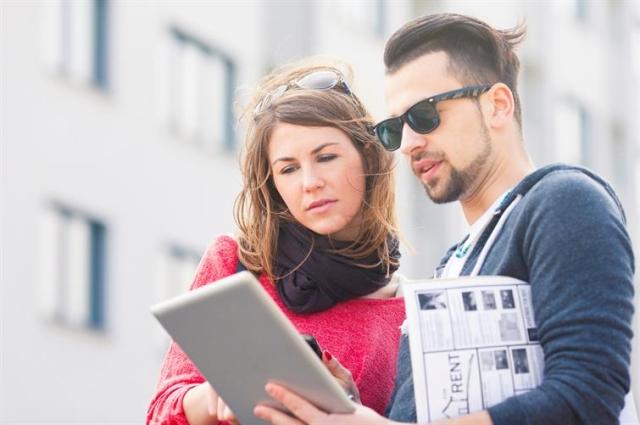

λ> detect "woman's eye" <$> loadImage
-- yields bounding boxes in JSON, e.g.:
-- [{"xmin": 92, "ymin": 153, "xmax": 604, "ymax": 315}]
[
  {"xmin": 280, "ymin": 165, "xmax": 297, "ymax": 174},
  {"xmin": 318, "ymin": 153, "xmax": 337, "ymax": 162}
]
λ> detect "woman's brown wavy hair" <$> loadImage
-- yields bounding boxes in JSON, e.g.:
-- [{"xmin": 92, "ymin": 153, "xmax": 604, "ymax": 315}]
[{"xmin": 234, "ymin": 60, "xmax": 398, "ymax": 281}]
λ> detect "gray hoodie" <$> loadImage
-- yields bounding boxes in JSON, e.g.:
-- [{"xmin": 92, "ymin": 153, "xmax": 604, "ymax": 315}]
[{"xmin": 386, "ymin": 164, "xmax": 635, "ymax": 425}]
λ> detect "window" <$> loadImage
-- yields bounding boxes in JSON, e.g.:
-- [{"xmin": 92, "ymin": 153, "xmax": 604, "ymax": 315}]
[
  {"xmin": 611, "ymin": 121, "xmax": 628, "ymax": 197},
  {"xmin": 158, "ymin": 27, "xmax": 236, "ymax": 152},
  {"xmin": 155, "ymin": 244, "xmax": 202, "ymax": 303},
  {"xmin": 37, "ymin": 204, "xmax": 107, "ymax": 330},
  {"xmin": 375, "ymin": 0, "xmax": 385, "ymax": 37},
  {"xmin": 633, "ymin": 11, "xmax": 640, "ymax": 78},
  {"xmin": 554, "ymin": 101, "xmax": 590, "ymax": 165},
  {"xmin": 336, "ymin": 0, "xmax": 386, "ymax": 37},
  {"xmin": 552, "ymin": 0, "xmax": 589, "ymax": 23},
  {"xmin": 575, "ymin": 0, "xmax": 588, "ymax": 23},
  {"xmin": 42, "ymin": 0, "xmax": 109, "ymax": 89},
  {"xmin": 154, "ymin": 244, "xmax": 202, "ymax": 349}
]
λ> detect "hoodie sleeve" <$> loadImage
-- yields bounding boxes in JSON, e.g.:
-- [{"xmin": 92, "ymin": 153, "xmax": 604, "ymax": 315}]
[{"xmin": 488, "ymin": 170, "xmax": 635, "ymax": 425}]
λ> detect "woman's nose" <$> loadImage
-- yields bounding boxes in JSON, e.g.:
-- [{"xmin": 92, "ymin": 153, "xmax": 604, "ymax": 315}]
[{"xmin": 302, "ymin": 168, "xmax": 324, "ymax": 192}]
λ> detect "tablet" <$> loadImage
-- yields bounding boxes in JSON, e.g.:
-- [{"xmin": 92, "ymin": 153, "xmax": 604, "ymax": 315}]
[{"xmin": 151, "ymin": 271, "xmax": 356, "ymax": 424}]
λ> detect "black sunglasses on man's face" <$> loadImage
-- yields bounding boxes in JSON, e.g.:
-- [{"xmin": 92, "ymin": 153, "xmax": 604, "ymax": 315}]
[{"xmin": 373, "ymin": 84, "xmax": 492, "ymax": 151}]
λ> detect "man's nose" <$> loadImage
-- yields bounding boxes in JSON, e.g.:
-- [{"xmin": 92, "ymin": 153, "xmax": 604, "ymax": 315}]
[{"xmin": 400, "ymin": 123, "xmax": 428, "ymax": 157}]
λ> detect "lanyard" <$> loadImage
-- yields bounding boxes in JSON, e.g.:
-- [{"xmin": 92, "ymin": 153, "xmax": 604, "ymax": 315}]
[{"xmin": 468, "ymin": 194, "xmax": 522, "ymax": 276}]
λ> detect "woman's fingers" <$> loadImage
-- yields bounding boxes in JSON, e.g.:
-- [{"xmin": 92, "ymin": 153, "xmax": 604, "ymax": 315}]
[
  {"xmin": 322, "ymin": 351, "xmax": 351, "ymax": 380},
  {"xmin": 204, "ymin": 382, "xmax": 219, "ymax": 416},
  {"xmin": 217, "ymin": 392, "xmax": 226, "ymax": 421},
  {"xmin": 221, "ymin": 402, "xmax": 240, "ymax": 425},
  {"xmin": 322, "ymin": 351, "xmax": 361, "ymax": 403},
  {"xmin": 202, "ymin": 382, "xmax": 237, "ymax": 424}
]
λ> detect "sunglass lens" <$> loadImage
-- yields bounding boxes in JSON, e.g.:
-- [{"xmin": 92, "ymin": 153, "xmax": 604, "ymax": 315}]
[
  {"xmin": 297, "ymin": 71, "xmax": 339, "ymax": 90},
  {"xmin": 376, "ymin": 119, "xmax": 403, "ymax": 151},
  {"xmin": 406, "ymin": 100, "xmax": 439, "ymax": 133}
]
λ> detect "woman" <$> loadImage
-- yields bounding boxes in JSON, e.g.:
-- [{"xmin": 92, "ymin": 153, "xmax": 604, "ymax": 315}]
[{"xmin": 147, "ymin": 62, "xmax": 404, "ymax": 425}]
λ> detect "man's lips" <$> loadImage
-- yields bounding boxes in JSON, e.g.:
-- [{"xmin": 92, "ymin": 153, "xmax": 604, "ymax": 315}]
[
  {"xmin": 413, "ymin": 157, "xmax": 442, "ymax": 176},
  {"xmin": 306, "ymin": 199, "xmax": 337, "ymax": 211}
]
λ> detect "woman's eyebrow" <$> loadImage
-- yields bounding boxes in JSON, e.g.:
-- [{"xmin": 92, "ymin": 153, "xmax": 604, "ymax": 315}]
[
  {"xmin": 271, "ymin": 156, "xmax": 294, "ymax": 166},
  {"xmin": 311, "ymin": 142, "xmax": 339, "ymax": 154},
  {"xmin": 271, "ymin": 142, "xmax": 340, "ymax": 166}
]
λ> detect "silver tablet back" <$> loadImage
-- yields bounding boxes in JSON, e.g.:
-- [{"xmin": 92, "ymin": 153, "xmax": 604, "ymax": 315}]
[{"xmin": 151, "ymin": 271, "xmax": 355, "ymax": 424}]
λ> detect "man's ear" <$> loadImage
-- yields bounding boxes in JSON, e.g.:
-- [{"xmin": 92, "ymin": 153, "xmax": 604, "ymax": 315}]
[{"xmin": 484, "ymin": 83, "xmax": 515, "ymax": 130}]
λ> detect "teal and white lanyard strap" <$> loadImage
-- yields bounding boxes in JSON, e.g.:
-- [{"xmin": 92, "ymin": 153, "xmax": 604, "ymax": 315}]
[{"xmin": 470, "ymin": 194, "xmax": 523, "ymax": 277}]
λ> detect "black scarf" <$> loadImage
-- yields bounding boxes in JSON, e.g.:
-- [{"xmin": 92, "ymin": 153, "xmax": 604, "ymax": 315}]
[{"xmin": 275, "ymin": 222, "xmax": 400, "ymax": 314}]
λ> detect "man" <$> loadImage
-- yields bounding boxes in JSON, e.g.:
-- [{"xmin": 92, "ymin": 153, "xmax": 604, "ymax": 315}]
[{"xmin": 254, "ymin": 13, "xmax": 635, "ymax": 425}]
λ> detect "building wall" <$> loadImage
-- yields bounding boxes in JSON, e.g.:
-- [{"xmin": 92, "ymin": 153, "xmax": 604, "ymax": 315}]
[
  {"xmin": 1, "ymin": 0, "xmax": 638, "ymax": 422},
  {"xmin": 1, "ymin": 1, "xmax": 259, "ymax": 422}
]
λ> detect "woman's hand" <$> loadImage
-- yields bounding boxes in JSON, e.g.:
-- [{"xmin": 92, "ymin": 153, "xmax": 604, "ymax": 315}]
[
  {"xmin": 321, "ymin": 351, "xmax": 361, "ymax": 404},
  {"xmin": 183, "ymin": 382, "xmax": 239, "ymax": 425}
]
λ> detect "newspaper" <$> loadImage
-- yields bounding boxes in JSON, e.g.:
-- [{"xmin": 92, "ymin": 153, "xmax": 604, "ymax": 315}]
[{"xmin": 402, "ymin": 275, "xmax": 638, "ymax": 424}]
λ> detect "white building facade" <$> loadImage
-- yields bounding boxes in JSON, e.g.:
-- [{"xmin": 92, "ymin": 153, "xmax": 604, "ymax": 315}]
[{"xmin": 1, "ymin": 0, "xmax": 638, "ymax": 422}]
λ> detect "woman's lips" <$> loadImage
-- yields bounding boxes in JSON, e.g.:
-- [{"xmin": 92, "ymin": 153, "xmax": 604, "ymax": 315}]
[{"xmin": 307, "ymin": 199, "xmax": 337, "ymax": 213}]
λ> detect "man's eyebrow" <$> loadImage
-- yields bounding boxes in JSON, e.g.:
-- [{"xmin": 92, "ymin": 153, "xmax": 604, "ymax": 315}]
[{"xmin": 271, "ymin": 143, "xmax": 339, "ymax": 166}]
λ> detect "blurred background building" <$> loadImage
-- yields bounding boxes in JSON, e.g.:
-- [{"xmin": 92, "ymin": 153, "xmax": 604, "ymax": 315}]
[{"xmin": 1, "ymin": 0, "xmax": 639, "ymax": 423}]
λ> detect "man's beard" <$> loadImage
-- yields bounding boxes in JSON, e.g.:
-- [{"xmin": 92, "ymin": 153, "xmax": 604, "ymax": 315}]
[{"xmin": 423, "ymin": 124, "xmax": 492, "ymax": 204}]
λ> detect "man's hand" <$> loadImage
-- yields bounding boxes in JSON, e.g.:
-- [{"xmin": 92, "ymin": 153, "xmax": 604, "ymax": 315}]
[
  {"xmin": 253, "ymin": 383, "xmax": 492, "ymax": 425},
  {"xmin": 253, "ymin": 383, "xmax": 398, "ymax": 425}
]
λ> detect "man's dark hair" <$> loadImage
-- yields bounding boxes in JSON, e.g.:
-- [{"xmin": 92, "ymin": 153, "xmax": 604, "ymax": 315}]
[{"xmin": 384, "ymin": 13, "xmax": 526, "ymax": 125}]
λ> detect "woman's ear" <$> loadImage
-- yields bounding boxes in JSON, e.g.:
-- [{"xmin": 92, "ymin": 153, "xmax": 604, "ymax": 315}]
[{"xmin": 485, "ymin": 83, "xmax": 515, "ymax": 130}]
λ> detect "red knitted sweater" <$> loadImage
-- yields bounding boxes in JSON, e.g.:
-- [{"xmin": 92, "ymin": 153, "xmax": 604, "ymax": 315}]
[{"xmin": 147, "ymin": 235, "xmax": 405, "ymax": 425}]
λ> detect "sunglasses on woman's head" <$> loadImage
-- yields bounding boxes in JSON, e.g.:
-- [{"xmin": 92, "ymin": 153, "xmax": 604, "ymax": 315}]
[
  {"xmin": 254, "ymin": 69, "xmax": 353, "ymax": 115},
  {"xmin": 372, "ymin": 84, "xmax": 493, "ymax": 151}
]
